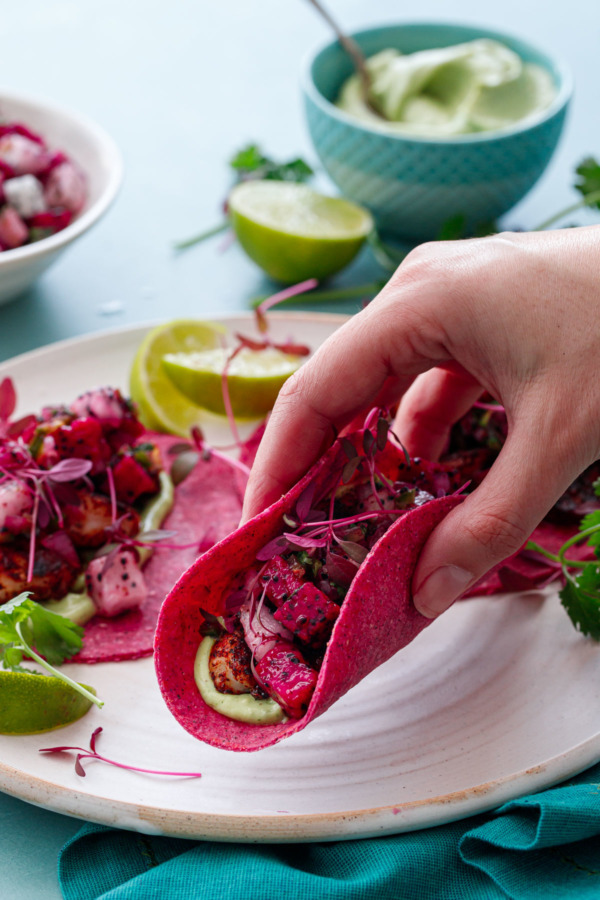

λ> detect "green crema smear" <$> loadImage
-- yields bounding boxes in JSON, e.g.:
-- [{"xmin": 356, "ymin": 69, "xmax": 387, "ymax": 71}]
[
  {"xmin": 194, "ymin": 636, "xmax": 286, "ymax": 725},
  {"xmin": 46, "ymin": 470, "xmax": 174, "ymax": 625}
]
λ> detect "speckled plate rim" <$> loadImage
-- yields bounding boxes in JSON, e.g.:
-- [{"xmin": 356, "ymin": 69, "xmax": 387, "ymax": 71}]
[{"xmin": 1, "ymin": 732, "xmax": 600, "ymax": 842}]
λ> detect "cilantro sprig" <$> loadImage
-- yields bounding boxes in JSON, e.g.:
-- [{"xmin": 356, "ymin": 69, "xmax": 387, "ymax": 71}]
[
  {"xmin": 229, "ymin": 144, "xmax": 313, "ymax": 183},
  {"xmin": 174, "ymin": 143, "xmax": 314, "ymax": 251},
  {"xmin": 0, "ymin": 593, "xmax": 103, "ymax": 708},
  {"xmin": 526, "ymin": 482, "xmax": 600, "ymax": 640}
]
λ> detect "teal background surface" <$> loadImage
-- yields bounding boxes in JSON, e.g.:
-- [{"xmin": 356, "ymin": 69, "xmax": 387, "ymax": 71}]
[{"xmin": 0, "ymin": 1, "xmax": 599, "ymax": 897}]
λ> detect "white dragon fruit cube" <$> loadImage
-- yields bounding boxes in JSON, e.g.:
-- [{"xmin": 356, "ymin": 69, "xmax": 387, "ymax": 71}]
[
  {"xmin": 3, "ymin": 175, "xmax": 46, "ymax": 218},
  {"xmin": 85, "ymin": 550, "xmax": 148, "ymax": 617}
]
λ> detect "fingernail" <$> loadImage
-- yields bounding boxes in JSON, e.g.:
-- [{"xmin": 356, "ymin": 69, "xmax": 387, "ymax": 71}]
[{"xmin": 413, "ymin": 565, "xmax": 474, "ymax": 618}]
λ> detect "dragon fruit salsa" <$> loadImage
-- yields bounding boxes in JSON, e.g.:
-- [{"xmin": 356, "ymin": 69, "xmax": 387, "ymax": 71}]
[
  {"xmin": 0, "ymin": 382, "xmax": 172, "ymax": 624},
  {"xmin": 194, "ymin": 411, "xmax": 458, "ymax": 724},
  {"xmin": 0, "ymin": 120, "xmax": 87, "ymax": 250}
]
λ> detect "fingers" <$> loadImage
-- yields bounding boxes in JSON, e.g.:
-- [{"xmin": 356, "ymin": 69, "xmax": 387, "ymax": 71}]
[
  {"xmin": 394, "ymin": 365, "xmax": 485, "ymax": 460},
  {"xmin": 411, "ymin": 405, "xmax": 588, "ymax": 618},
  {"xmin": 241, "ymin": 289, "xmax": 450, "ymax": 522}
]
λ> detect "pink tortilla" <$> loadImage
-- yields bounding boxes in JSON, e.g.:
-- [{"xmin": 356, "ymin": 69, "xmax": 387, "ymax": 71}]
[
  {"xmin": 154, "ymin": 437, "xmax": 462, "ymax": 751},
  {"xmin": 74, "ymin": 434, "xmax": 245, "ymax": 663}
]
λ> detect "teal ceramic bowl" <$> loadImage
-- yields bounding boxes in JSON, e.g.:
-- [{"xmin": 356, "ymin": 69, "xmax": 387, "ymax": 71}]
[{"xmin": 302, "ymin": 22, "xmax": 572, "ymax": 241}]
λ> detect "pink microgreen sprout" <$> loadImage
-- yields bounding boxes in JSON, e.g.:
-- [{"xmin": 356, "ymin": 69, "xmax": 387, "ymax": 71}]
[
  {"xmin": 0, "ymin": 377, "xmax": 37, "ymax": 439},
  {"xmin": 40, "ymin": 728, "xmax": 203, "ymax": 779},
  {"xmin": 0, "ymin": 448, "xmax": 93, "ymax": 583},
  {"xmin": 255, "ymin": 278, "xmax": 318, "ymax": 333}
]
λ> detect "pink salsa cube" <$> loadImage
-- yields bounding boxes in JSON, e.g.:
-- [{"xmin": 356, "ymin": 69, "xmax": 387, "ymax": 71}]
[
  {"xmin": 260, "ymin": 555, "xmax": 305, "ymax": 607},
  {"xmin": 273, "ymin": 582, "xmax": 339, "ymax": 647},
  {"xmin": 255, "ymin": 640, "xmax": 318, "ymax": 719}
]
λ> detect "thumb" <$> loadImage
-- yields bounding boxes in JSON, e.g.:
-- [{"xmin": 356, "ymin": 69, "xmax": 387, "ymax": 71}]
[{"xmin": 412, "ymin": 416, "xmax": 586, "ymax": 618}]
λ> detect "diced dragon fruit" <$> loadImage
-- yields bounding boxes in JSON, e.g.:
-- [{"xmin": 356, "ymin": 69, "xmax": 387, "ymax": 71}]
[
  {"xmin": 0, "ymin": 123, "xmax": 45, "ymax": 146},
  {"xmin": 44, "ymin": 161, "xmax": 86, "ymax": 213},
  {"xmin": 85, "ymin": 549, "xmax": 147, "ymax": 617},
  {"xmin": 239, "ymin": 599, "xmax": 293, "ymax": 661},
  {"xmin": 28, "ymin": 208, "xmax": 72, "ymax": 236},
  {"xmin": 111, "ymin": 453, "xmax": 158, "ymax": 504},
  {"xmin": 0, "ymin": 134, "xmax": 49, "ymax": 176},
  {"xmin": 260, "ymin": 555, "xmax": 305, "ymax": 607},
  {"xmin": 53, "ymin": 416, "xmax": 111, "ymax": 473},
  {"xmin": 273, "ymin": 582, "xmax": 339, "ymax": 647},
  {"xmin": 255, "ymin": 640, "xmax": 318, "ymax": 718},
  {"xmin": 0, "ymin": 480, "xmax": 32, "ymax": 531},
  {"xmin": 0, "ymin": 206, "xmax": 28, "ymax": 248},
  {"xmin": 70, "ymin": 387, "xmax": 144, "ymax": 447},
  {"xmin": 3, "ymin": 175, "xmax": 46, "ymax": 218}
]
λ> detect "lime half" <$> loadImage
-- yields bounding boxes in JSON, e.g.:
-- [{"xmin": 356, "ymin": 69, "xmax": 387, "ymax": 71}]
[
  {"xmin": 228, "ymin": 181, "xmax": 373, "ymax": 283},
  {"xmin": 162, "ymin": 346, "xmax": 303, "ymax": 419},
  {"xmin": 130, "ymin": 320, "xmax": 225, "ymax": 436},
  {"xmin": 0, "ymin": 669, "xmax": 95, "ymax": 734}
]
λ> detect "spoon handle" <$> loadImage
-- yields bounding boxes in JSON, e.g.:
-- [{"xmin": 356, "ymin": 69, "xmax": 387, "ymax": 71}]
[{"xmin": 305, "ymin": 0, "xmax": 383, "ymax": 117}]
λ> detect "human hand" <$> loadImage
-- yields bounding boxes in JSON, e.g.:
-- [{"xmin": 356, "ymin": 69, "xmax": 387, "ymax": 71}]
[{"xmin": 242, "ymin": 226, "xmax": 600, "ymax": 617}]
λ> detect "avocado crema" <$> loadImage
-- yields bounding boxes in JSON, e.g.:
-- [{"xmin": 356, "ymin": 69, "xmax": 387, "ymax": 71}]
[
  {"xmin": 336, "ymin": 38, "xmax": 556, "ymax": 136},
  {"xmin": 195, "ymin": 636, "xmax": 287, "ymax": 725},
  {"xmin": 45, "ymin": 471, "xmax": 174, "ymax": 625}
]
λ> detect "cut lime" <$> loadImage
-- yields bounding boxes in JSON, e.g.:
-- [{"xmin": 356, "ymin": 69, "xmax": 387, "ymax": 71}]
[
  {"xmin": 0, "ymin": 669, "xmax": 96, "ymax": 734},
  {"xmin": 228, "ymin": 181, "xmax": 373, "ymax": 283},
  {"xmin": 129, "ymin": 320, "xmax": 225, "ymax": 436},
  {"xmin": 162, "ymin": 346, "xmax": 303, "ymax": 419}
]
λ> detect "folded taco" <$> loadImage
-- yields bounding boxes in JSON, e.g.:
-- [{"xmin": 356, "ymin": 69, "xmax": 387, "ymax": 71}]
[{"xmin": 154, "ymin": 412, "xmax": 463, "ymax": 751}]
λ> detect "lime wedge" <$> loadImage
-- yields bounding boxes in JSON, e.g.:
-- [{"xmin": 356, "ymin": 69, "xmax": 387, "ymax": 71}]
[
  {"xmin": 162, "ymin": 346, "xmax": 303, "ymax": 419},
  {"xmin": 0, "ymin": 669, "xmax": 95, "ymax": 734},
  {"xmin": 228, "ymin": 181, "xmax": 373, "ymax": 283},
  {"xmin": 129, "ymin": 320, "xmax": 226, "ymax": 436}
]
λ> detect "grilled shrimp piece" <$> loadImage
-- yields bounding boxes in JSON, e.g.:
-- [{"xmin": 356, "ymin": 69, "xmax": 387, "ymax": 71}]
[
  {"xmin": 209, "ymin": 631, "xmax": 257, "ymax": 694},
  {"xmin": 63, "ymin": 491, "xmax": 139, "ymax": 547},
  {"xmin": 0, "ymin": 542, "xmax": 79, "ymax": 603}
]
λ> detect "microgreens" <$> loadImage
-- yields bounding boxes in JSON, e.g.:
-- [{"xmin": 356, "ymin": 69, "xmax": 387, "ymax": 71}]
[
  {"xmin": 0, "ymin": 440, "xmax": 93, "ymax": 582},
  {"xmin": 0, "ymin": 593, "xmax": 102, "ymax": 707},
  {"xmin": 256, "ymin": 409, "xmax": 413, "ymax": 564},
  {"xmin": 206, "ymin": 279, "xmax": 315, "ymax": 449},
  {"xmin": 0, "ymin": 377, "xmax": 36, "ymax": 439},
  {"xmin": 40, "ymin": 727, "xmax": 202, "ymax": 778}
]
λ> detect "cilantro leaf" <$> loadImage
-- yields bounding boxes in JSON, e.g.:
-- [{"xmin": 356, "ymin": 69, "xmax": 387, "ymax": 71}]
[
  {"xmin": 560, "ymin": 567, "xmax": 600, "ymax": 639},
  {"xmin": 574, "ymin": 157, "xmax": 600, "ymax": 207},
  {"xmin": 229, "ymin": 144, "xmax": 267, "ymax": 173},
  {"xmin": 579, "ymin": 510, "xmax": 600, "ymax": 557},
  {"xmin": 0, "ymin": 594, "xmax": 82, "ymax": 666},
  {"xmin": 229, "ymin": 143, "xmax": 313, "ymax": 184},
  {"xmin": 0, "ymin": 593, "xmax": 101, "ymax": 708}
]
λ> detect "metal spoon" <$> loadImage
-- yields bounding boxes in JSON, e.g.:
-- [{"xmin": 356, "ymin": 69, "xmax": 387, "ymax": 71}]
[{"xmin": 305, "ymin": 0, "xmax": 388, "ymax": 119}]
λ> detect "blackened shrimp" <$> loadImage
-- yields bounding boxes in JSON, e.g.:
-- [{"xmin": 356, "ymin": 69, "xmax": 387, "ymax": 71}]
[
  {"xmin": 0, "ymin": 542, "xmax": 79, "ymax": 603},
  {"xmin": 63, "ymin": 491, "xmax": 139, "ymax": 547},
  {"xmin": 209, "ymin": 631, "xmax": 261, "ymax": 695}
]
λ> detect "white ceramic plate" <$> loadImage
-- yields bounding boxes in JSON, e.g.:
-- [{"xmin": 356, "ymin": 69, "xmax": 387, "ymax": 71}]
[{"xmin": 1, "ymin": 314, "xmax": 600, "ymax": 843}]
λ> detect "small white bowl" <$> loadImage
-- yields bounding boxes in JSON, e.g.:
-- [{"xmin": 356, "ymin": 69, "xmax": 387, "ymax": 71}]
[{"xmin": 0, "ymin": 91, "xmax": 123, "ymax": 305}]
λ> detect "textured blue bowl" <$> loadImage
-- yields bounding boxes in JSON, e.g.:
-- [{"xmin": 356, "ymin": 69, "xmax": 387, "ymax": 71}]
[{"xmin": 303, "ymin": 22, "xmax": 572, "ymax": 241}]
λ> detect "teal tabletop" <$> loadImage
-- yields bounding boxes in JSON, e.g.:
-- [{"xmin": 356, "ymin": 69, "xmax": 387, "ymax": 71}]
[{"xmin": 1, "ymin": 2, "xmax": 599, "ymax": 898}]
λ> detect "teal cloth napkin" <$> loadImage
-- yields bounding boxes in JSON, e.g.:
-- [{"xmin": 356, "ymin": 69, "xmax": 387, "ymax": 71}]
[{"xmin": 58, "ymin": 763, "xmax": 600, "ymax": 900}]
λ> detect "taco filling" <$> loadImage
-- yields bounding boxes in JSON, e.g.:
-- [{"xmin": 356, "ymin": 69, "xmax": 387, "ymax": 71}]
[
  {"xmin": 0, "ymin": 381, "xmax": 246, "ymax": 662},
  {"xmin": 155, "ymin": 410, "xmax": 463, "ymax": 747}
]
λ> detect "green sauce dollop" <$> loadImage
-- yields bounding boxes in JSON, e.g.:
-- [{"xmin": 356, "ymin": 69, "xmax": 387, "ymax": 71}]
[
  {"xmin": 336, "ymin": 39, "xmax": 556, "ymax": 137},
  {"xmin": 194, "ymin": 636, "xmax": 286, "ymax": 725}
]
